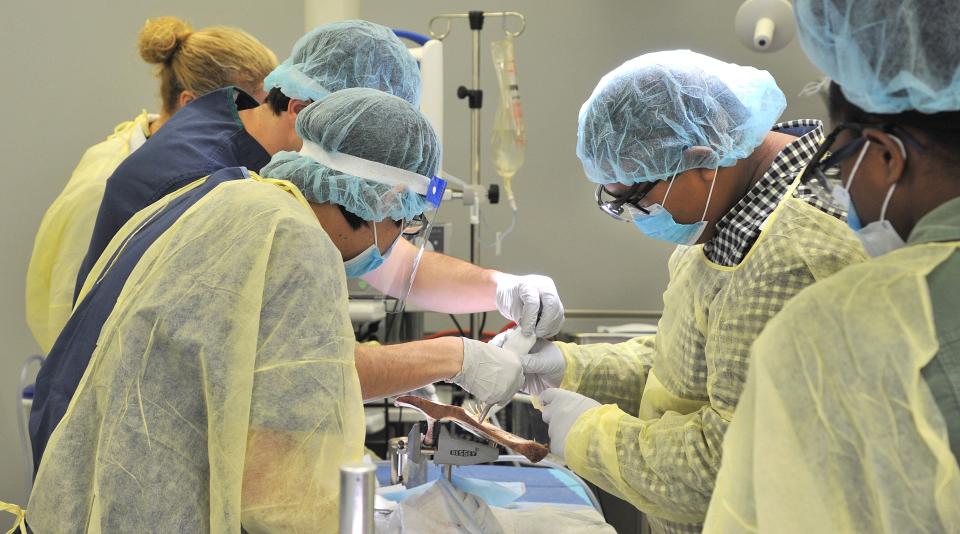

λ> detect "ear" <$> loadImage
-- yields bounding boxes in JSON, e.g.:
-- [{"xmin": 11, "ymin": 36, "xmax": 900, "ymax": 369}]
[
  {"xmin": 698, "ymin": 167, "xmax": 718, "ymax": 183},
  {"xmin": 670, "ymin": 146, "xmax": 716, "ymax": 183},
  {"xmin": 178, "ymin": 90, "xmax": 196, "ymax": 110},
  {"xmin": 677, "ymin": 166, "xmax": 716, "ymax": 184},
  {"xmin": 683, "ymin": 146, "xmax": 716, "ymax": 165},
  {"xmin": 287, "ymin": 98, "xmax": 311, "ymax": 115},
  {"xmin": 863, "ymin": 129, "xmax": 907, "ymax": 186}
]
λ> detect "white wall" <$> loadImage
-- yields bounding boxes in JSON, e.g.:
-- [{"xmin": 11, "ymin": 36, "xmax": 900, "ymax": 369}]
[
  {"xmin": 0, "ymin": 0, "xmax": 827, "ymax": 516},
  {"xmin": 0, "ymin": 0, "xmax": 303, "ymax": 512}
]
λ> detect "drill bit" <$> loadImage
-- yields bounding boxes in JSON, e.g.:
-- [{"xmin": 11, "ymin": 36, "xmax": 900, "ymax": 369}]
[{"xmin": 475, "ymin": 402, "xmax": 494, "ymax": 425}]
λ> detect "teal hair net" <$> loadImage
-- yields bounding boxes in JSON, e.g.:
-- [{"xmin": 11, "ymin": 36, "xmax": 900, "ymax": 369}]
[
  {"xmin": 261, "ymin": 87, "xmax": 440, "ymax": 222},
  {"xmin": 576, "ymin": 50, "xmax": 786, "ymax": 185},
  {"xmin": 796, "ymin": 0, "xmax": 960, "ymax": 114},
  {"xmin": 263, "ymin": 20, "xmax": 421, "ymax": 105}
]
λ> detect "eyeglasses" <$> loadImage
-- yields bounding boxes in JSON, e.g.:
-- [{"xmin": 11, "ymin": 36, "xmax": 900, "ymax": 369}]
[
  {"xmin": 402, "ymin": 213, "xmax": 429, "ymax": 236},
  {"xmin": 595, "ymin": 181, "xmax": 660, "ymax": 221},
  {"xmin": 801, "ymin": 122, "xmax": 923, "ymax": 183}
]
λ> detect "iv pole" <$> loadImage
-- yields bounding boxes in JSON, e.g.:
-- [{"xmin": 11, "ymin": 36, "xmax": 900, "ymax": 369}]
[{"xmin": 429, "ymin": 10, "xmax": 526, "ymax": 339}]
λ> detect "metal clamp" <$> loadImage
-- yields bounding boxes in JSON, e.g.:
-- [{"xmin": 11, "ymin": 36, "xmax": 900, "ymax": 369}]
[{"xmin": 395, "ymin": 422, "xmax": 500, "ymax": 488}]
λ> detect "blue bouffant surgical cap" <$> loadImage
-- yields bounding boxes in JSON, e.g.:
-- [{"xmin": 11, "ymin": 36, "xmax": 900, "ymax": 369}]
[
  {"xmin": 263, "ymin": 20, "xmax": 421, "ymax": 105},
  {"xmin": 261, "ymin": 88, "xmax": 440, "ymax": 222},
  {"xmin": 795, "ymin": 0, "xmax": 960, "ymax": 114},
  {"xmin": 577, "ymin": 50, "xmax": 786, "ymax": 185}
]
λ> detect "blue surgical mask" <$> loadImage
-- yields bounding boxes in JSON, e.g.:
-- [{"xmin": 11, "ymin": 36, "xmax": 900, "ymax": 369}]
[
  {"xmin": 830, "ymin": 139, "xmax": 906, "ymax": 257},
  {"xmin": 343, "ymin": 223, "xmax": 402, "ymax": 278},
  {"xmin": 833, "ymin": 186, "xmax": 864, "ymax": 231},
  {"xmin": 626, "ymin": 166, "xmax": 718, "ymax": 246}
]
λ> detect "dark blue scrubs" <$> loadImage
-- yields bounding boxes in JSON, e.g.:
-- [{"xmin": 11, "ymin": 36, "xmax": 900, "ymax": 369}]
[
  {"xmin": 75, "ymin": 87, "xmax": 271, "ymax": 301},
  {"xmin": 30, "ymin": 167, "xmax": 250, "ymax": 470}
]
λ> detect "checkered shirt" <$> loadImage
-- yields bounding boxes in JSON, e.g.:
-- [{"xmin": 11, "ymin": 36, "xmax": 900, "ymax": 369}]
[{"xmin": 703, "ymin": 120, "xmax": 845, "ymax": 266}]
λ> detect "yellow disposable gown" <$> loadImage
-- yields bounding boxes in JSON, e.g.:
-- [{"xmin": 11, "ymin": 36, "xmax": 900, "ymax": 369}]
[
  {"xmin": 704, "ymin": 242, "xmax": 960, "ymax": 533},
  {"xmin": 25, "ymin": 111, "xmax": 155, "ymax": 353},
  {"xmin": 557, "ymin": 186, "xmax": 868, "ymax": 532},
  {"xmin": 26, "ymin": 173, "xmax": 364, "ymax": 533}
]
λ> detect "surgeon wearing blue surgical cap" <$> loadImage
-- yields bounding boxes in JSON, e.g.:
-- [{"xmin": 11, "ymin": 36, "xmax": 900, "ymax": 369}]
[{"xmin": 521, "ymin": 50, "xmax": 867, "ymax": 533}]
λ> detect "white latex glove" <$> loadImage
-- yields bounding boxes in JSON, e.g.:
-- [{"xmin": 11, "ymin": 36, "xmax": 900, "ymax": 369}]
[
  {"xmin": 495, "ymin": 274, "xmax": 565, "ymax": 337},
  {"xmin": 489, "ymin": 326, "xmax": 537, "ymax": 355},
  {"xmin": 540, "ymin": 388, "xmax": 601, "ymax": 459},
  {"xmin": 488, "ymin": 329, "xmax": 511, "ymax": 348},
  {"xmin": 519, "ymin": 341, "xmax": 566, "ymax": 396},
  {"xmin": 449, "ymin": 338, "xmax": 524, "ymax": 406}
]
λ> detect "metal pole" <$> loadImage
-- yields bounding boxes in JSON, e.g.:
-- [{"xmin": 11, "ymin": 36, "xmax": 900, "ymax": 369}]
[
  {"xmin": 468, "ymin": 12, "xmax": 483, "ymax": 339},
  {"xmin": 443, "ymin": 463, "xmax": 453, "ymax": 481},
  {"xmin": 339, "ymin": 463, "xmax": 375, "ymax": 534},
  {"xmin": 431, "ymin": 11, "xmax": 527, "ymax": 340}
]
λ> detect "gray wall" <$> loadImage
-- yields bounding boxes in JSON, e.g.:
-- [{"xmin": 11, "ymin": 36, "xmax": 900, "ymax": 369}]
[{"xmin": 0, "ymin": 0, "xmax": 826, "ymax": 513}]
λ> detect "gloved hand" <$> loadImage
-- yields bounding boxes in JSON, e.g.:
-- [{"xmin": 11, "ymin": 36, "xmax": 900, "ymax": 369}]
[
  {"xmin": 448, "ymin": 338, "xmax": 524, "ymax": 406},
  {"xmin": 540, "ymin": 388, "xmax": 601, "ymax": 458},
  {"xmin": 489, "ymin": 326, "xmax": 537, "ymax": 355},
  {"xmin": 519, "ymin": 341, "xmax": 566, "ymax": 396},
  {"xmin": 495, "ymin": 274, "xmax": 565, "ymax": 337},
  {"xmin": 488, "ymin": 334, "xmax": 565, "ymax": 396}
]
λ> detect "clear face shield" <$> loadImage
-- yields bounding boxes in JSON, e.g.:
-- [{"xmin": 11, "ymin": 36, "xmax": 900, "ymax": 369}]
[
  {"xmin": 298, "ymin": 141, "xmax": 447, "ymax": 320},
  {"xmin": 384, "ymin": 205, "xmax": 440, "ymax": 317}
]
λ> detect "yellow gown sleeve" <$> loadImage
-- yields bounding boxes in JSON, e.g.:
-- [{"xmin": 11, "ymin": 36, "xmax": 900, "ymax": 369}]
[
  {"xmin": 564, "ymin": 399, "xmax": 727, "ymax": 525},
  {"xmin": 556, "ymin": 335, "xmax": 655, "ymax": 415},
  {"xmin": 557, "ymin": 267, "xmax": 787, "ymax": 524},
  {"xmin": 237, "ymin": 189, "xmax": 364, "ymax": 533},
  {"xmin": 555, "ymin": 333, "xmax": 727, "ymax": 524}
]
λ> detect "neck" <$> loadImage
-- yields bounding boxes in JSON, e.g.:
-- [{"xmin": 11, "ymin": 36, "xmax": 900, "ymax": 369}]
[
  {"xmin": 148, "ymin": 111, "xmax": 171, "ymax": 136},
  {"xmin": 310, "ymin": 202, "xmax": 371, "ymax": 260},
  {"xmin": 729, "ymin": 131, "xmax": 794, "ymax": 199},
  {"xmin": 898, "ymin": 169, "xmax": 960, "ymax": 238},
  {"xmin": 701, "ymin": 131, "xmax": 794, "ymax": 240},
  {"xmin": 238, "ymin": 103, "xmax": 295, "ymax": 156},
  {"xmin": 718, "ymin": 132, "xmax": 796, "ymax": 207}
]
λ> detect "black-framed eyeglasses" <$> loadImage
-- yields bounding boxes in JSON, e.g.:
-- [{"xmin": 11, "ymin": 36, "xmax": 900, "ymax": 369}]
[
  {"xmin": 800, "ymin": 122, "xmax": 923, "ymax": 183},
  {"xmin": 595, "ymin": 180, "xmax": 660, "ymax": 221},
  {"xmin": 402, "ymin": 213, "xmax": 429, "ymax": 236}
]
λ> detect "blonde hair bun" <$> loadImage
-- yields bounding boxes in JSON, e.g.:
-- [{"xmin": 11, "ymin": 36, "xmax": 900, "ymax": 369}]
[{"xmin": 139, "ymin": 16, "xmax": 193, "ymax": 64}]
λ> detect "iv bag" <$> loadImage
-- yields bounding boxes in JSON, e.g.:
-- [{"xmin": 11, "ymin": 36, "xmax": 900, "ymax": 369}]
[{"xmin": 491, "ymin": 37, "xmax": 525, "ymax": 183}]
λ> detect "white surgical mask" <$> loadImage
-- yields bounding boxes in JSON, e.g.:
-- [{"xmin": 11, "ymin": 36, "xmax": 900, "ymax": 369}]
[{"xmin": 856, "ymin": 183, "xmax": 904, "ymax": 257}]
